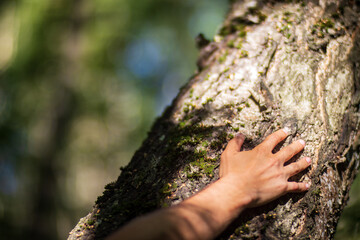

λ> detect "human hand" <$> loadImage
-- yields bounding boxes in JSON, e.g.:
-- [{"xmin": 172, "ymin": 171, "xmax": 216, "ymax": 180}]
[{"xmin": 219, "ymin": 129, "xmax": 311, "ymax": 207}]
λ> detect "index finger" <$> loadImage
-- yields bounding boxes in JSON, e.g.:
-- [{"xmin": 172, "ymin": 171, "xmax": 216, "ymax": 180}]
[
  {"xmin": 261, "ymin": 128, "xmax": 289, "ymax": 150},
  {"xmin": 224, "ymin": 133, "xmax": 245, "ymax": 153}
]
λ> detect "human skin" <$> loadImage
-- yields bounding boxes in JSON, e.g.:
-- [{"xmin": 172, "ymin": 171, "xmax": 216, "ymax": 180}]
[{"xmin": 106, "ymin": 128, "xmax": 311, "ymax": 240}]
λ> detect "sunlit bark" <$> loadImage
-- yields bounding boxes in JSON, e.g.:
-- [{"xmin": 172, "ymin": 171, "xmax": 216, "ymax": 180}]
[{"xmin": 69, "ymin": 0, "xmax": 360, "ymax": 239}]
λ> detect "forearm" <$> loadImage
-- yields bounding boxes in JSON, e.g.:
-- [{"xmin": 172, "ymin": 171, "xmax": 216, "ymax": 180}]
[
  {"xmin": 174, "ymin": 176, "xmax": 252, "ymax": 239},
  {"xmin": 106, "ymin": 176, "xmax": 251, "ymax": 240},
  {"xmin": 106, "ymin": 129, "xmax": 311, "ymax": 240}
]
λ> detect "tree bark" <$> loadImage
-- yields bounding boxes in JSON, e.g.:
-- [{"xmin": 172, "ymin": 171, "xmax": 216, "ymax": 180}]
[{"xmin": 68, "ymin": 0, "xmax": 360, "ymax": 239}]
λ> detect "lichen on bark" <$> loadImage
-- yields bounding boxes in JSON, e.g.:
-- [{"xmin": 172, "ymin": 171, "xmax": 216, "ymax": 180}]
[{"xmin": 68, "ymin": 1, "xmax": 360, "ymax": 239}]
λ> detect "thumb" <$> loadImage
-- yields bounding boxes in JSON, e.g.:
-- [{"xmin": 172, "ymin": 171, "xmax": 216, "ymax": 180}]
[{"xmin": 225, "ymin": 133, "xmax": 245, "ymax": 153}]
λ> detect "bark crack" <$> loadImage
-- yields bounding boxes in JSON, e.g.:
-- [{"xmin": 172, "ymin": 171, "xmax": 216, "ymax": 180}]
[
  {"xmin": 313, "ymin": 47, "xmax": 333, "ymax": 169},
  {"xmin": 260, "ymin": 42, "xmax": 278, "ymax": 109}
]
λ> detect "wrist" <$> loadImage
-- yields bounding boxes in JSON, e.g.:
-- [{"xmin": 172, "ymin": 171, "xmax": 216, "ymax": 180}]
[
  {"xmin": 176, "ymin": 176, "xmax": 252, "ymax": 239},
  {"xmin": 188, "ymin": 176, "xmax": 253, "ymax": 221},
  {"xmin": 217, "ymin": 175, "xmax": 253, "ymax": 211}
]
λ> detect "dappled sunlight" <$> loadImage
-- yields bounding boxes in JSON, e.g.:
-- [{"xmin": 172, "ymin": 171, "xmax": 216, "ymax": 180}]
[
  {"xmin": 0, "ymin": 4, "xmax": 16, "ymax": 70},
  {"xmin": 0, "ymin": 0, "xmax": 227, "ymax": 239}
]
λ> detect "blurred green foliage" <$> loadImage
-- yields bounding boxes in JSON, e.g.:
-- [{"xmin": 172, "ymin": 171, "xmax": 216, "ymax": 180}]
[
  {"xmin": 0, "ymin": 1, "xmax": 358, "ymax": 240},
  {"xmin": 335, "ymin": 175, "xmax": 360, "ymax": 239},
  {"xmin": 0, "ymin": 0, "xmax": 227, "ymax": 239}
]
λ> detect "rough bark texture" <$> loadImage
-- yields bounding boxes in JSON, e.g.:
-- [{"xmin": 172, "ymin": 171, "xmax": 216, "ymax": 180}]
[{"xmin": 68, "ymin": 0, "xmax": 360, "ymax": 239}]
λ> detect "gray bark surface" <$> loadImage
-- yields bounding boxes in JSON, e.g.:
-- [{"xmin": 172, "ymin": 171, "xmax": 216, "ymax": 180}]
[{"xmin": 68, "ymin": 0, "xmax": 360, "ymax": 239}]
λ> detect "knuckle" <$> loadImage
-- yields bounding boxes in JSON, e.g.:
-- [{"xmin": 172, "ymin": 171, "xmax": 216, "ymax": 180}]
[
  {"xmin": 295, "ymin": 142, "xmax": 304, "ymax": 150},
  {"xmin": 287, "ymin": 164, "xmax": 296, "ymax": 174},
  {"xmin": 299, "ymin": 183, "xmax": 306, "ymax": 191},
  {"xmin": 228, "ymin": 138, "xmax": 236, "ymax": 145},
  {"xmin": 268, "ymin": 157, "xmax": 279, "ymax": 167},
  {"xmin": 296, "ymin": 141, "xmax": 305, "ymax": 151},
  {"xmin": 298, "ymin": 162, "xmax": 307, "ymax": 171},
  {"xmin": 270, "ymin": 134, "xmax": 281, "ymax": 143},
  {"xmin": 289, "ymin": 142, "xmax": 301, "ymax": 152},
  {"xmin": 280, "ymin": 172, "xmax": 287, "ymax": 180},
  {"xmin": 289, "ymin": 183, "xmax": 298, "ymax": 191},
  {"xmin": 264, "ymin": 134, "xmax": 273, "ymax": 142},
  {"xmin": 264, "ymin": 135, "xmax": 277, "ymax": 145},
  {"xmin": 288, "ymin": 145, "xmax": 298, "ymax": 154},
  {"xmin": 293, "ymin": 162, "xmax": 301, "ymax": 171},
  {"xmin": 253, "ymin": 146, "xmax": 267, "ymax": 159},
  {"xmin": 297, "ymin": 161, "xmax": 308, "ymax": 172},
  {"xmin": 255, "ymin": 143, "xmax": 267, "ymax": 153},
  {"xmin": 279, "ymin": 182, "xmax": 288, "ymax": 192},
  {"xmin": 288, "ymin": 162, "xmax": 301, "ymax": 176}
]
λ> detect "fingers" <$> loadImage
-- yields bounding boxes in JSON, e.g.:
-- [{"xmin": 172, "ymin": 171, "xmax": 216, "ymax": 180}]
[
  {"xmin": 224, "ymin": 133, "xmax": 245, "ymax": 153},
  {"xmin": 261, "ymin": 128, "xmax": 289, "ymax": 150},
  {"xmin": 284, "ymin": 157, "xmax": 311, "ymax": 177},
  {"xmin": 286, "ymin": 181, "xmax": 310, "ymax": 192},
  {"xmin": 275, "ymin": 139, "xmax": 305, "ymax": 162},
  {"xmin": 285, "ymin": 157, "xmax": 311, "ymax": 192}
]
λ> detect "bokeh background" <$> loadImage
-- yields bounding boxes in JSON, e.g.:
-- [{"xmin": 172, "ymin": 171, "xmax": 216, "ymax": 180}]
[{"xmin": 0, "ymin": 1, "xmax": 358, "ymax": 240}]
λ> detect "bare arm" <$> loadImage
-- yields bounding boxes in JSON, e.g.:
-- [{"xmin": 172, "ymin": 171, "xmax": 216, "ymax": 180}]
[{"xmin": 106, "ymin": 129, "xmax": 311, "ymax": 240}]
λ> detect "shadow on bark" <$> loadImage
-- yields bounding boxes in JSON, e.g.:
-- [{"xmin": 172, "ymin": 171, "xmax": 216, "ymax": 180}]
[{"xmin": 92, "ymin": 105, "xmax": 252, "ymax": 239}]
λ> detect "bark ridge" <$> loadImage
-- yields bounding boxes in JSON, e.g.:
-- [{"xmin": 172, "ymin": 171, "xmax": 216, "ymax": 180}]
[{"xmin": 68, "ymin": 1, "xmax": 360, "ymax": 239}]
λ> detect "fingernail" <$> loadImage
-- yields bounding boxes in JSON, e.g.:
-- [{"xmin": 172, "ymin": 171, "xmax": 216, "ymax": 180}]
[
  {"xmin": 299, "ymin": 139, "xmax": 306, "ymax": 146},
  {"xmin": 306, "ymin": 182, "xmax": 311, "ymax": 189},
  {"xmin": 236, "ymin": 133, "xmax": 245, "ymax": 139},
  {"xmin": 305, "ymin": 157, "xmax": 311, "ymax": 164},
  {"xmin": 282, "ymin": 127, "xmax": 291, "ymax": 135}
]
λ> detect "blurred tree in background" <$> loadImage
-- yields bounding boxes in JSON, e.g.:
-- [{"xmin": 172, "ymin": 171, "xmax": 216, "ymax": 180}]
[
  {"xmin": 0, "ymin": 0, "xmax": 358, "ymax": 240},
  {"xmin": 0, "ymin": 0, "xmax": 227, "ymax": 239}
]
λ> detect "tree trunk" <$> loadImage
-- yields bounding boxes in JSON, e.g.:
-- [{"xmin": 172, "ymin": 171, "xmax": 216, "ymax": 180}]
[{"xmin": 68, "ymin": 0, "xmax": 360, "ymax": 239}]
